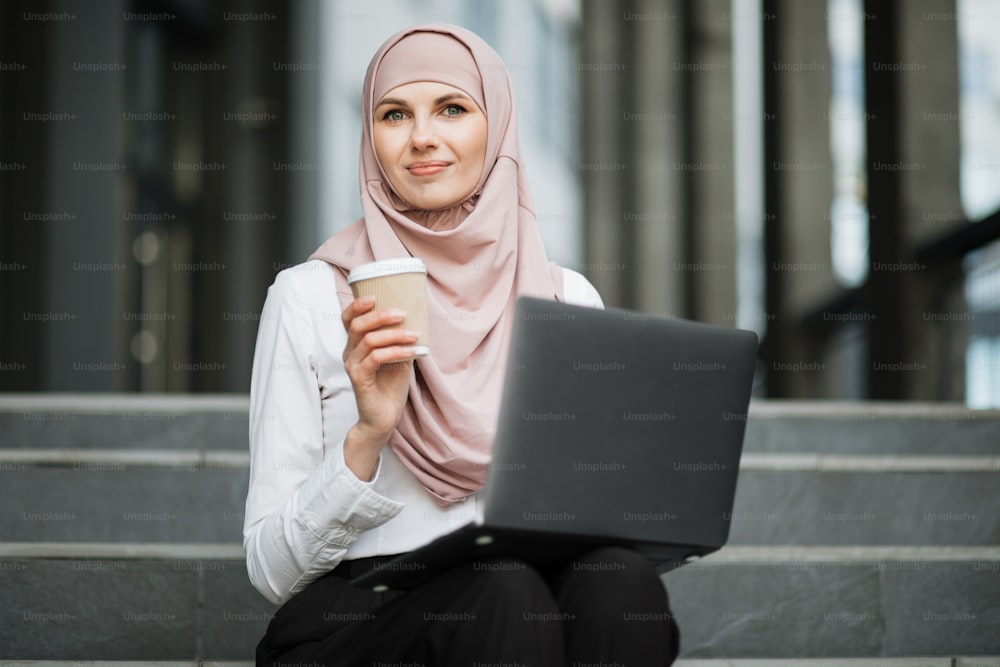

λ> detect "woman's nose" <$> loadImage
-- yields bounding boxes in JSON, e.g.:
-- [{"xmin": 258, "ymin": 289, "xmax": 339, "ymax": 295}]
[{"xmin": 409, "ymin": 116, "xmax": 439, "ymax": 151}]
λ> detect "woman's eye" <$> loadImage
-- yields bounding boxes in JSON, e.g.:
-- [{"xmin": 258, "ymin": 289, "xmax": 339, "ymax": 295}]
[
  {"xmin": 443, "ymin": 104, "xmax": 466, "ymax": 117},
  {"xmin": 382, "ymin": 109, "xmax": 406, "ymax": 122}
]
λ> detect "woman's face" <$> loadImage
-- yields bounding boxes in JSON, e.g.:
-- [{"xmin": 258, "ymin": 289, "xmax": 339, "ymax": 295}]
[{"xmin": 372, "ymin": 81, "xmax": 488, "ymax": 211}]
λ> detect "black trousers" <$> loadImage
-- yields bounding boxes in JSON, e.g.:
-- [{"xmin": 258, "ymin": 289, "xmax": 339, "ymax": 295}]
[{"xmin": 257, "ymin": 545, "xmax": 680, "ymax": 666}]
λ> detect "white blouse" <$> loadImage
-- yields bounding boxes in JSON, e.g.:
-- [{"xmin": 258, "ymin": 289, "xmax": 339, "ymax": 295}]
[{"xmin": 243, "ymin": 259, "xmax": 604, "ymax": 604}]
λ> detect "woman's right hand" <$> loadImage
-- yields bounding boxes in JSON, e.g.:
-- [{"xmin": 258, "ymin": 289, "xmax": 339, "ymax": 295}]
[{"xmin": 341, "ymin": 295, "xmax": 419, "ymax": 480}]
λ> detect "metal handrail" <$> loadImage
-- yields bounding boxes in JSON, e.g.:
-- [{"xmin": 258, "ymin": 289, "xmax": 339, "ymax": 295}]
[{"xmin": 799, "ymin": 207, "xmax": 1000, "ymax": 331}]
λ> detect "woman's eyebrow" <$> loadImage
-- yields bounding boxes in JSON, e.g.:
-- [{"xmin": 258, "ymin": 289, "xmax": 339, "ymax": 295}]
[
  {"xmin": 375, "ymin": 97, "xmax": 406, "ymax": 109},
  {"xmin": 434, "ymin": 93, "xmax": 471, "ymax": 105},
  {"xmin": 375, "ymin": 93, "xmax": 472, "ymax": 109}
]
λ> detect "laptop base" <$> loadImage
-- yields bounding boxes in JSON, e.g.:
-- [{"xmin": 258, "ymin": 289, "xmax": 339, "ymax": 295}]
[{"xmin": 349, "ymin": 523, "xmax": 710, "ymax": 591}]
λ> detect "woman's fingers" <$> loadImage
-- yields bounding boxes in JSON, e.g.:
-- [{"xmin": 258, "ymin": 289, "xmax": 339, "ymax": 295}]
[
  {"xmin": 342, "ymin": 297, "xmax": 420, "ymax": 380},
  {"xmin": 358, "ymin": 327, "xmax": 420, "ymax": 351},
  {"xmin": 342, "ymin": 296, "xmax": 405, "ymax": 337},
  {"xmin": 342, "ymin": 296, "xmax": 414, "ymax": 358},
  {"xmin": 349, "ymin": 331, "xmax": 421, "ymax": 375},
  {"xmin": 342, "ymin": 295, "xmax": 375, "ymax": 345},
  {"xmin": 344, "ymin": 306, "xmax": 410, "ymax": 346},
  {"xmin": 340, "ymin": 296, "xmax": 418, "ymax": 438},
  {"xmin": 345, "ymin": 322, "xmax": 419, "ymax": 363},
  {"xmin": 341, "ymin": 294, "xmax": 375, "ymax": 327}
]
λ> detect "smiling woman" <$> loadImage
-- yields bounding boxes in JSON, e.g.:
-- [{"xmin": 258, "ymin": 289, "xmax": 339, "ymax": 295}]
[
  {"xmin": 372, "ymin": 81, "xmax": 488, "ymax": 218},
  {"xmin": 244, "ymin": 23, "xmax": 679, "ymax": 667}
]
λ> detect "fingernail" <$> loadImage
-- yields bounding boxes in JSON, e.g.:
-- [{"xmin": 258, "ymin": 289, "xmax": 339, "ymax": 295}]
[
  {"xmin": 387, "ymin": 309, "xmax": 407, "ymax": 319},
  {"xmin": 404, "ymin": 330, "xmax": 420, "ymax": 339}
]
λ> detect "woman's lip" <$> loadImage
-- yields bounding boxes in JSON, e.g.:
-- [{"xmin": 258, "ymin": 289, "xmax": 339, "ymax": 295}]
[{"xmin": 407, "ymin": 162, "xmax": 450, "ymax": 176}]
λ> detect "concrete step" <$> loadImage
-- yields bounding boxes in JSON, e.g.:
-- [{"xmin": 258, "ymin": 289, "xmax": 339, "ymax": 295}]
[
  {"xmin": 727, "ymin": 465, "xmax": 1000, "ymax": 545},
  {"xmin": 0, "ymin": 545, "xmax": 269, "ymax": 660},
  {"xmin": 3, "ymin": 396, "xmax": 997, "ymax": 660},
  {"xmin": 2, "ymin": 661, "xmax": 999, "ymax": 667},
  {"xmin": 671, "ymin": 660, "xmax": 1000, "ymax": 666},
  {"xmin": 1, "ymin": 544, "xmax": 998, "ymax": 660},
  {"xmin": 0, "ymin": 461, "xmax": 247, "ymax": 543},
  {"xmin": 0, "ymin": 394, "xmax": 249, "ymax": 451},
  {"xmin": 743, "ymin": 402, "xmax": 1000, "ymax": 455},
  {"xmin": 3, "ymin": 396, "xmax": 1000, "ymax": 456},
  {"xmin": 2, "ymin": 451, "xmax": 997, "ymax": 545},
  {"xmin": 664, "ymin": 546, "xmax": 1000, "ymax": 659},
  {"xmin": 0, "ymin": 663, "xmax": 255, "ymax": 667},
  {"xmin": 3, "ymin": 660, "xmax": 1000, "ymax": 667}
]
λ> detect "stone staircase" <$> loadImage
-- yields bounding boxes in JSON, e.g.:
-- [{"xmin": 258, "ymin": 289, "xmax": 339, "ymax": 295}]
[{"xmin": 0, "ymin": 395, "xmax": 998, "ymax": 662}]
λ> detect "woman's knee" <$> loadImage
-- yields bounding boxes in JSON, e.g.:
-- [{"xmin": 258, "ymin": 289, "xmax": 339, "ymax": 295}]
[
  {"xmin": 556, "ymin": 547, "xmax": 680, "ymax": 663},
  {"xmin": 427, "ymin": 558, "xmax": 565, "ymax": 663},
  {"xmin": 457, "ymin": 557, "xmax": 558, "ymax": 608},
  {"xmin": 573, "ymin": 546, "xmax": 663, "ymax": 583},
  {"xmin": 556, "ymin": 546, "xmax": 671, "ymax": 611}
]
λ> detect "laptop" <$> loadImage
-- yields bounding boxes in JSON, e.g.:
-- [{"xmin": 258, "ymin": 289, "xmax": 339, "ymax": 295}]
[{"xmin": 351, "ymin": 296, "xmax": 759, "ymax": 591}]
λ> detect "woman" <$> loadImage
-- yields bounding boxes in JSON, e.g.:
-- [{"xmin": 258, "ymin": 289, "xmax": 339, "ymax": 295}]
[{"xmin": 244, "ymin": 24, "xmax": 680, "ymax": 666}]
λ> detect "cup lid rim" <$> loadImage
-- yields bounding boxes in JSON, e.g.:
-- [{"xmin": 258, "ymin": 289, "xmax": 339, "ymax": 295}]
[{"xmin": 347, "ymin": 257, "xmax": 426, "ymax": 284}]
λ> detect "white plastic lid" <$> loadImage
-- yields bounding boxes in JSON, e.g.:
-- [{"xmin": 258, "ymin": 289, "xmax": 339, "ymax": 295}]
[{"xmin": 347, "ymin": 257, "xmax": 426, "ymax": 284}]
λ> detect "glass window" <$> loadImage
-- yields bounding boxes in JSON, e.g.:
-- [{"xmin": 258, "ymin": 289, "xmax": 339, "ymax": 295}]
[
  {"xmin": 827, "ymin": 0, "xmax": 868, "ymax": 289},
  {"xmin": 959, "ymin": 0, "xmax": 1000, "ymax": 407}
]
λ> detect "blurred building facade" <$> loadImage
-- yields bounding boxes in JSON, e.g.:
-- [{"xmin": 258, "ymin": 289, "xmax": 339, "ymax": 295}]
[
  {"xmin": 1, "ymin": 0, "xmax": 584, "ymax": 393},
  {"xmin": 2, "ymin": 0, "xmax": 999, "ymax": 403}
]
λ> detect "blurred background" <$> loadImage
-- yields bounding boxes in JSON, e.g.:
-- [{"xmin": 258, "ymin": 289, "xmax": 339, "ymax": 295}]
[{"xmin": 2, "ymin": 0, "xmax": 999, "ymax": 404}]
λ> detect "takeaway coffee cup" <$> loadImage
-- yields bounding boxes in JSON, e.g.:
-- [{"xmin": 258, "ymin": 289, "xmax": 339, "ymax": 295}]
[{"xmin": 348, "ymin": 257, "xmax": 430, "ymax": 359}]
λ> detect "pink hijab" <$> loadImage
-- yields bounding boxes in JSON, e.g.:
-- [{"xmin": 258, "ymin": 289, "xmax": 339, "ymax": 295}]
[{"xmin": 310, "ymin": 24, "xmax": 563, "ymax": 506}]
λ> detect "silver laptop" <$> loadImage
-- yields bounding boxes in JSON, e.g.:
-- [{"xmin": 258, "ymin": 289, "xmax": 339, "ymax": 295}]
[{"xmin": 351, "ymin": 296, "xmax": 758, "ymax": 591}]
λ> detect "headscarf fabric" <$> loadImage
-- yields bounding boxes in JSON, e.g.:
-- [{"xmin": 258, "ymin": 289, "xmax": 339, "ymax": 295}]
[{"xmin": 310, "ymin": 24, "xmax": 563, "ymax": 506}]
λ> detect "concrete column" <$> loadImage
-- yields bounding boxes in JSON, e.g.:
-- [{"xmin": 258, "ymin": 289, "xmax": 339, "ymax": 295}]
[
  {"xmin": 766, "ymin": 0, "xmax": 838, "ymax": 397},
  {"xmin": 287, "ymin": 0, "xmax": 322, "ymax": 263},
  {"xmin": 580, "ymin": 0, "xmax": 631, "ymax": 307},
  {"xmin": 629, "ymin": 0, "xmax": 686, "ymax": 315},
  {"xmin": 185, "ymin": 3, "xmax": 289, "ymax": 392},
  {"xmin": 0, "ymin": 1, "xmax": 51, "ymax": 390},
  {"xmin": 865, "ymin": 0, "xmax": 966, "ymax": 400},
  {"xmin": 690, "ymin": 0, "xmax": 737, "ymax": 326},
  {"xmin": 580, "ymin": 0, "xmax": 686, "ymax": 314},
  {"xmin": 42, "ymin": 0, "xmax": 130, "ymax": 390},
  {"xmin": 896, "ymin": 0, "xmax": 965, "ymax": 400}
]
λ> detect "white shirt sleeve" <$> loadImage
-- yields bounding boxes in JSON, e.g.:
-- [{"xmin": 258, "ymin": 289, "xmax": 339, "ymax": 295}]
[
  {"xmin": 562, "ymin": 267, "xmax": 605, "ymax": 309},
  {"xmin": 243, "ymin": 263, "xmax": 603, "ymax": 604},
  {"xmin": 243, "ymin": 267, "xmax": 404, "ymax": 605}
]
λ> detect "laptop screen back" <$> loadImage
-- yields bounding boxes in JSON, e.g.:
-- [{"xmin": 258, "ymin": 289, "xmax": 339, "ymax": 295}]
[{"xmin": 482, "ymin": 297, "xmax": 758, "ymax": 552}]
